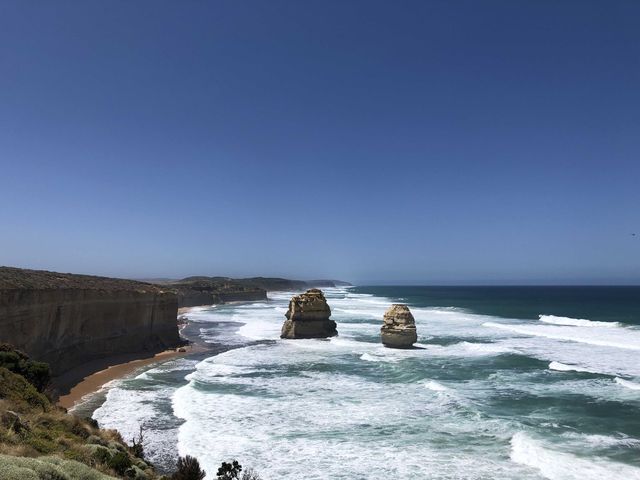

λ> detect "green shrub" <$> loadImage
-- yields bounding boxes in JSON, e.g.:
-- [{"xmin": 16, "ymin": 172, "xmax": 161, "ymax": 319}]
[
  {"xmin": 44, "ymin": 455, "xmax": 118, "ymax": 479},
  {"xmin": 108, "ymin": 451, "xmax": 132, "ymax": 475},
  {"xmin": 92, "ymin": 446, "xmax": 114, "ymax": 465},
  {"xmin": 0, "ymin": 367, "xmax": 49, "ymax": 412},
  {"xmin": 0, "ymin": 454, "xmax": 67, "ymax": 480},
  {"xmin": 172, "ymin": 455, "xmax": 206, "ymax": 480},
  {"xmin": 25, "ymin": 435, "xmax": 57, "ymax": 454},
  {"xmin": 0, "ymin": 344, "xmax": 51, "ymax": 392},
  {"xmin": 0, "ymin": 461, "xmax": 40, "ymax": 480},
  {"xmin": 217, "ymin": 460, "xmax": 242, "ymax": 480}
]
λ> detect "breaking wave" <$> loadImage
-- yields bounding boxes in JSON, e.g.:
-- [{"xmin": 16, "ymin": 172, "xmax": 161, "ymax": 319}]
[
  {"xmin": 510, "ymin": 432, "xmax": 640, "ymax": 480},
  {"xmin": 539, "ymin": 315, "xmax": 621, "ymax": 328},
  {"xmin": 548, "ymin": 361, "xmax": 599, "ymax": 374},
  {"xmin": 615, "ymin": 377, "xmax": 640, "ymax": 390}
]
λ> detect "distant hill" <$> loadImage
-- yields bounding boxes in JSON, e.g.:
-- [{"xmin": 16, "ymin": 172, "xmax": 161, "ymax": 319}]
[
  {"xmin": 151, "ymin": 276, "xmax": 352, "ymax": 307},
  {"xmin": 156, "ymin": 276, "xmax": 352, "ymax": 292}
]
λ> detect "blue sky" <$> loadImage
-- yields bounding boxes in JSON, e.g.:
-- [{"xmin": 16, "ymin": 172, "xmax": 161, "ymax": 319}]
[{"xmin": 0, "ymin": 0, "xmax": 638, "ymax": 284}]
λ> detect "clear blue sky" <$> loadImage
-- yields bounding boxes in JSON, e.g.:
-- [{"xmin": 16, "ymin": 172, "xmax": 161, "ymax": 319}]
[{"xmin": 0, "ymin": 0, "xmax": 638, "ymax": 284}]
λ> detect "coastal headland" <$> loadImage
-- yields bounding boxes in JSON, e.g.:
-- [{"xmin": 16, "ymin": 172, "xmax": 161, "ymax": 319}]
[{"xmin": 0, "ymin": 266, "xmax": 350, "ymax": 405}]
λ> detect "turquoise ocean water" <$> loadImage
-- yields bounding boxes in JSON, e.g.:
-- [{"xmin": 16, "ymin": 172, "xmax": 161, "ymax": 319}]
[{"xmin": 86, "ymin": 286, "xmax": 640, "ymax": 479}]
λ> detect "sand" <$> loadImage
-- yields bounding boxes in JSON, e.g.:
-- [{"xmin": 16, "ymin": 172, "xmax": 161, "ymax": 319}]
[
  {"xmin": 58, "ymin": 306, "xmax": 205, "ymax": 410},
  {"xmin": 57, "ymin": 348, "xmax": 191, "ymax": 410}
]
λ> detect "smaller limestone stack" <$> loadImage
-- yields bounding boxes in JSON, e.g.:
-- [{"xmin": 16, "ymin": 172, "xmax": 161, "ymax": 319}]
[
  {"xmin": 281, "ymin": 289, "xmax": 338, "ymax": 339},
  {"xmin": 381, "ymin": 304, "xmax": 417, "ymax": 348}
]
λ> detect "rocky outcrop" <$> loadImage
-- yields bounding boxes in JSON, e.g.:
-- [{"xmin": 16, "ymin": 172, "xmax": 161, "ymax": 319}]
[
  {"xmin": 0, "ymin": 267, "xmax": 181, "ymax": 376},
  {"xmin": 381, "ymin": 304, "xmax": 417, "ymax": 348},
  {"xmin": 280, "ymin": 289, "xmax": 338, "ymax": 339}
]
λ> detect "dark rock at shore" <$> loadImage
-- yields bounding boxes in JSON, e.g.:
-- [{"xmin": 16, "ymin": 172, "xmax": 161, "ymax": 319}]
[
  {"xmin": 281, "ymin": 289, "xmax": 338, "ymax": 339},
  {"xmin": 381, "ymin": 304, "xmax": 417, "ymax": 348}
]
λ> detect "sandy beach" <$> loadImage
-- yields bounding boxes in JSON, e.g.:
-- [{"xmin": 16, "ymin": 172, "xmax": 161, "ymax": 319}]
[
  {"xmin": 57, "ymin": 348, "xmax": 191, "ymax": 410},
  {"xmin": 58, "ymin": 306, "xmax": 206, "ymax": 411}
]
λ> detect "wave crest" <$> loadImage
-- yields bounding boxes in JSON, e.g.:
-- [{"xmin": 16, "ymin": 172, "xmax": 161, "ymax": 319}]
[
  {"xmin": 548, "ymin": 361, "xmax": 597, "ymax": 374},
  {"xmin": 615, "ymin": 377, "xmax": 640, "ymax": 391},
  {"xmin": 539, "ymin": 315, "xmax": 621, "ymax": 328},
  {"xmin": 510, "ymin": 432, "xmax": 640, "ymax": 480}
]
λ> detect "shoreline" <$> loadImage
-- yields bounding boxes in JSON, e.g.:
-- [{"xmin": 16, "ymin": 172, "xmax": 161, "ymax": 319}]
[
  {"xmin": 58, "ymin": 306, "xmax": 208, "ymax": 411},
  {"xmin": 57, "ymin": 347, "xmax": 194, "ymax": 410}
]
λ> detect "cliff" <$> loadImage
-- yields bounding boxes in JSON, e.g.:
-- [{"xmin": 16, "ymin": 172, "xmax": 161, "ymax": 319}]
[
  {"xmin": 0, "ymin": 267, "xmax": 181, "ymax": 376},
  {"xmin": 241, "ymin": 277, "xmax": 352, "ymax": 290},
  {"xmin": 162, "ymin": 277, "xmax": 267, "ymax": 307}
]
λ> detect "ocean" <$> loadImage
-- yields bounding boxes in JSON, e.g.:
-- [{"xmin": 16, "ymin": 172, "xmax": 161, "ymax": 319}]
[{"xmin": 84, "ymin": 286, "xmax": 640, "ymax": 479}]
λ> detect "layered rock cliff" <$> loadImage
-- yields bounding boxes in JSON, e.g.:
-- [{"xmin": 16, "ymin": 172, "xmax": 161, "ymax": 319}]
[
  {"xmin": 281, "ymin": 288, "xmax": 338, "ymax": 339},
  {"xmin": 381, "ymin": 304, "xmax": 417, "ymax": 348},
  {"xmin": 0, "ymin": 267, "xmax": 181, "ymax": 376},
  {"xmin": 161, "ymin": 277, "xmax": 267, "ymax": 307}
]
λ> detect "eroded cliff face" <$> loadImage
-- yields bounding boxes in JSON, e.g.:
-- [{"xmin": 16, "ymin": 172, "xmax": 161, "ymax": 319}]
[
  {"xmin": 380, "ymin": 304, "xmax": 417, "ymax": 348},
  {"xmin": 164, "ymin": 277, "xmax": 267, "ymax": 307},
  {"xmin": 281, "ymin": 288, "xmax": 338, "ymax": 339},
  {"xmin": 176, "ymin": 288, "xmax": 267, "ymax": 308},
  {"xmin": 0, "ymin": 267, "xmax": 181, "ymax": 375}
]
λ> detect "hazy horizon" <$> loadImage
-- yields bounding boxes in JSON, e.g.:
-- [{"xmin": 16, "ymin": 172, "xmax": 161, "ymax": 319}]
[{"xmin": 1, "ymin": 1, "xmax": 638, "ymax": 285}]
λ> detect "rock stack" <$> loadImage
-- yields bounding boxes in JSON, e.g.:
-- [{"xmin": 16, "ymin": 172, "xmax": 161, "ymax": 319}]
[
  {"xmin": 280, "ymin": 289, "xmax": 338, "ymax": 339},
  {"xmin": 381, "ymin": 304, "xmax": 417, "ymax": 348}
]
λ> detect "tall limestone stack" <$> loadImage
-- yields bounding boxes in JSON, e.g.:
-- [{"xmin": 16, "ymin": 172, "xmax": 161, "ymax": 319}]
[
  {"xmin": 280, "ymin": 288, "xmax": 338, "ymax": 339},
  {"xmin": 381, "ymin": 304, "xmax": 417, "ymax": 348}
]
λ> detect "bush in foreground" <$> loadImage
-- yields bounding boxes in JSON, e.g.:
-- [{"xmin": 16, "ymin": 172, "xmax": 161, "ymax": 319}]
[
  {"xmin": 0, "ymin": 344, "xmax": 50, "ymax": 393},
  {"xmin": 172, "ymin": 455, "xmax": 206, "ymax": 480},
  {"xmin": 216, "ymin": 459, "xmax": 261, "ymax": 480}
]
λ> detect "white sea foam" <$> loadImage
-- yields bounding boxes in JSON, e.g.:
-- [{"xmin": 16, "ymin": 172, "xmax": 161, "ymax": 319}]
[
  {"xmin": 561, "ymin": 431, "xmax": 640, "ymax": 448},
  {"xmin": 539, "ymin": 315, "xmax": 621, "ymax": 328},
  {"xmin": 173, "ymin": 341, "xmax": 522, "ymax": 479},
  {"xmin": 420, "ymin": 341, "xmax": 513, "ymax": 358},
  {"xmin": 359, "ymin": 352, "xmax": 398, "ymax": 363},
  {"xmin": 423, "ymin": 380, "xmax": 449, "ymax": 392},
  {"xmin": 548, "ymin": 361, "xmax": 597, "ymax": 374},
  {"xmin": 510, "ymin": 432, "xmax": 640, "ymax": 480},
  {"xmin": 95, "ymin": 286, "xmax": 640, "ymax": 480},
  {"xmin": 483, "ymin": 321, "xmax": 640, "ymax": 351},
  {"xmin": 615, "ymin": 377, "xmax": 640, "ymax": 390}
]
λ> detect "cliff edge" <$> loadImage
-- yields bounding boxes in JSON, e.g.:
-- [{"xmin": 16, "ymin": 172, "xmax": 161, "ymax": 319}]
[{"xmin": 0, "ymin": 267, "xmax": 181, "ymax": 377}]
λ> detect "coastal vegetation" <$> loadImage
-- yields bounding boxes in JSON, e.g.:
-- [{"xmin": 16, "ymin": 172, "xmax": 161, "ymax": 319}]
[
  {"xmin": 0, "ymin": 344, "xmax": 262, "ymax": 480},
  {"xmin": 0, "ymin": 346, "xmax": 156, "ymax": 479}
]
